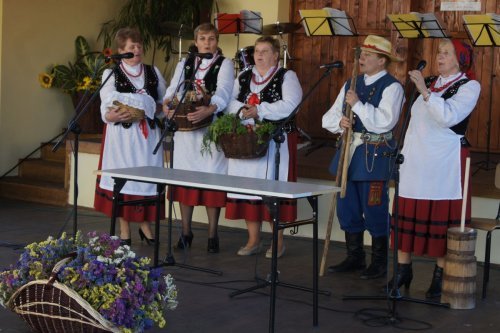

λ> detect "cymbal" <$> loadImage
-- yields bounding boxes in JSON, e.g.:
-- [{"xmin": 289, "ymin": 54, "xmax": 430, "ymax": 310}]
[
  {"xmin": 159, "ymin": 21, "xmax": 194, "ymax": 39},
  {"xmin": 262, "ymin": 22, "xmax": 302, "ymax": 35}
]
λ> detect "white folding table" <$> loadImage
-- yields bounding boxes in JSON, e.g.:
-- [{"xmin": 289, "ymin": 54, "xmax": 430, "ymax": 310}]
[{"xmin": 99, "ymin": 166, "xmax": 339, "ymax": 333}]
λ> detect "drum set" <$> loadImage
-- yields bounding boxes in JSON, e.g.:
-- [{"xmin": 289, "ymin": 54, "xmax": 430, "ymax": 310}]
[{"xmin": 160, "ymin": 21, "xmax": 302, "ymax": 74}]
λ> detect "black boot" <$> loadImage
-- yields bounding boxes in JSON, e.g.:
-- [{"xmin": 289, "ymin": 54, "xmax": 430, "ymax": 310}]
[
  {"xmin": 386, "ymin": 263, "xmax": 413, "ymax": 290},
  {"xmin": 425, "ymin": 265, "xmax": 443, "ymax": 298},
  {"xmin": 360, "ymin": 236, "xmax": 388, "ymax": 279},
  {"xmin": 327, "ymin": 232, "xmax": 366, "ymax": 273}
]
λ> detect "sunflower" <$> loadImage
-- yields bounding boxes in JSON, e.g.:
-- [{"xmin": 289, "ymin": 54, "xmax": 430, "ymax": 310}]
[{"xmin": 38, "ymin": 73, "xmax": 53, "ymax": 88}]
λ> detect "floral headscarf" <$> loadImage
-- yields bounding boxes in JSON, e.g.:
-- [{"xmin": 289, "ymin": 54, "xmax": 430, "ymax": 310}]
[{"xmin": 451, "ymin": 39, "xmax": 475, "ymax": 80}]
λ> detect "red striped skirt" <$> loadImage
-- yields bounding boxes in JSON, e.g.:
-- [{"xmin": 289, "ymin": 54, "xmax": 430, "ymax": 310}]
[
  {"xmin": 94, "ymin": 125, "xmax": 165, "ymax": 222},
  {"xmin": 225, "ymin": 131, "xmax": 298, "ymax": 222},
  {"xmin": 391, "ymin": 147, "xmax": 471, "ymax": 257}
]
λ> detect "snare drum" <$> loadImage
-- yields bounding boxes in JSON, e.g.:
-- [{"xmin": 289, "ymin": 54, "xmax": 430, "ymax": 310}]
[{"xmin": 236, "ymin": 46, "xmax": 255, "ymax": 71}]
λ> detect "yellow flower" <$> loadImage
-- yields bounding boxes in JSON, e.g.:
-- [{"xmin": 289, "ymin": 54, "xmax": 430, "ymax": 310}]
[{"xmin": 38, "ymin": 73, "xmax": 53, "ymax": 88}]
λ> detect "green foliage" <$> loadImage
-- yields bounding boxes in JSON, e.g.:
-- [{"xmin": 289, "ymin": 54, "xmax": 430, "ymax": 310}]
[
  {"xmin": 98, "ymin": 0, "xmax": 214, "ymax": 65},
  {"xmin": 38, "ymin": 36, "xmax": 109, "ymax": 95},
  {"xmin": 201, "ymin": 114, "xmax": 276, "ymax": 156}
]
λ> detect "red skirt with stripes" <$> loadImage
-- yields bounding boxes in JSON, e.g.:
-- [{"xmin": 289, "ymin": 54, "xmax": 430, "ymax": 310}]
[
  {"xmin": 391, "ymin": 147, "xmax": 471, "ymax": 257},
  {"xmin": 94, "ymin": 125, "xmax": 165, "ymax": 222},
  {"xmin": 225, "ymin": 131, "xmax": 298, "ymax": 223}
]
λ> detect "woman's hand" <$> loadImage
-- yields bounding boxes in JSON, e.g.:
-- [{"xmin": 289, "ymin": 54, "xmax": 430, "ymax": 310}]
[
  {"xmin": 105, "ymin": 105, "xmax": 132, "ymax": 123},
  {"xmin": 241, "ymin": 105, "xmax": 258, "ymax": 120},
  {"xmin": 189, "ymin": 104, "xmax": 216, "ymax": 124},
  {"xmin": 339, "ymin": 115, "xmax": 351, "ymax": 131},
  {"xmin": 162, "ymin": 99, "xmax": 175, "ymax": 119},
  {"xmin": 408, "ymin": 70, "xmax": 427, "ymax": 95}
]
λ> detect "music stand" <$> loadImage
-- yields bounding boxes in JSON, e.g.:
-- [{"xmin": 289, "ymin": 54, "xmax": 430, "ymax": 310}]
[
  {"xmin": 463, "ymin": 15, "xmax": 499, "ymax": 172},
  {"xmin": 298, "ymin": 9, "xmax": 357, "ymax": 37},
  {"xmin": 214, "ymin": 12, "xmax": 263, "ymax": 51},
  {"xmin": 388, "ymin": 13, "xmax": 448, "ymax": 38}
]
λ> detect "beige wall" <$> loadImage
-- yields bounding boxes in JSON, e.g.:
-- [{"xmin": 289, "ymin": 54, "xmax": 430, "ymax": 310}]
[{"xmin": 0, "ymin": 0, "xmax": 122, "ymax": 174}]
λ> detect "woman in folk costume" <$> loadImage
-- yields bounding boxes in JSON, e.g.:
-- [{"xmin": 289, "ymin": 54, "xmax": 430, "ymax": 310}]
[
  {"xmin": 322, "ymin": 35, "xmax": 404, "ymax": 279},
  {"xmin": 94, "ymin": 27, "xmax": 167, "ymax": 246},
  {"xmin": 162, "ymin": 23, "xmax": 233, "ymax": 253},
  {"xmin": 225, "ymin": 36, "xmax": 302, "ymax": 258},
  {"xmin": 389, "ymin": 39, "xmax": 481, "ymax": 298}
]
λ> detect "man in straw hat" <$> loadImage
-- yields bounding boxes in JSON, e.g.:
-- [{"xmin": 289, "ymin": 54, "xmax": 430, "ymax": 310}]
[{"xmin": 322, "ymin": 35, "xmax": 404, "ymax": 279}]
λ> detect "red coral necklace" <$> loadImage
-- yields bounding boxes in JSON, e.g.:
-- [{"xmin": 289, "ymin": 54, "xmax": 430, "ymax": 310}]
[
  {"xmin": 252, "ymin": 66, "xmax": 278, "ymax": 85},
  {"xmin": 429, "ymin": 73, "xmax": 464, "ymax": 92}
]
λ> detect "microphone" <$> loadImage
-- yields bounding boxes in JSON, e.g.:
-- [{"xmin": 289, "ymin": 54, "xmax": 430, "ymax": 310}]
[
  {"xmin": 105, "ymin": 52, "xmax": 134, "ymax": 61},
  {"xmin": 319, "ymin": 61, "xmax": 344, "ymax": 69},
  {"xmin": 416, "ymin": 60, "xmax": 427, "ymax": 71}
]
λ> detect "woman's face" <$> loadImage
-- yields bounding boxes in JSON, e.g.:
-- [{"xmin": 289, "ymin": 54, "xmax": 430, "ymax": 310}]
[
  {"xmin": 436, "ymin": 42, "xmax": 460, "ymax": 77},
  {"xmin": 253, "ymin": 42, "xmax": 279, "ymax": 72},
  {"xmin": 119, "ymin": 38, "xmax": 143, "ymax": 66},
  {"xmin": 195, "ymin": 30, "xmax": 218, "ymax": 54}
]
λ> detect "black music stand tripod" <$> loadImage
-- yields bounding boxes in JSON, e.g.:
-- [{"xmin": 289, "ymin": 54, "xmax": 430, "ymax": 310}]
[{"xmin": 152, "ymin": 57, "xmax": 222, "ymax": 276}]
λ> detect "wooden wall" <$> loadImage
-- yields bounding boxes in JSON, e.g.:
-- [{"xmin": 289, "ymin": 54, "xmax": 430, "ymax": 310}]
[{"xmin": 289, "ymin": 0, "xmax": 499, "ymax": 153}]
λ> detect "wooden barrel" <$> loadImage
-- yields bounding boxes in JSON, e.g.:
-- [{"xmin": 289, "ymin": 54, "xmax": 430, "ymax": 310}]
[{"xmin": 441, "ymin": 227, "xmax": 477, "ymax": 309}]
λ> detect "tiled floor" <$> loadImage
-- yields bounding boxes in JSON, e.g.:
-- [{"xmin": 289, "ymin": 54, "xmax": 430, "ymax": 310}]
[{"xmin": 0, "ymin": 198, "xmax": 499, "ymax": 333}]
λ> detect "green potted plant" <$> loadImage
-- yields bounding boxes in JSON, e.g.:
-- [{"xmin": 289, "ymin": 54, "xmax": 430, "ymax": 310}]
[{"xmin": 38, "ymin": 35, "xmax": 111, "ymax": 133}]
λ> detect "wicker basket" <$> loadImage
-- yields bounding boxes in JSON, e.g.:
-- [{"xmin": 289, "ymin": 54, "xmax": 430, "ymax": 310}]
[
  {"xmin": 170, "ymin": 80, "xmax": 212, "ymax": 131},
  {"xmin": 112, "ymin": 101, "xmax": 145, "ymax": 122},
  {"xmin": 218, "ymin": 107, "xmax": 270, "ymax": 159},
  {"xmin": 7, "ymin": 257, "xmax": 120, "ymax": 333}
]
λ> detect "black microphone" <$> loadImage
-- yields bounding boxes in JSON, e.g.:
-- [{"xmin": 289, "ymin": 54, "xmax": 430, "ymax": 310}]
[
  {"xmin": 319, "ymin": 61, "xmax": 344, "ymax": 69},
  {"xmin": 105, "ymin": 52, "xmax": 134, "ymax": 61},
  {"xmin": 416, "ymin": 60, "xmax": 427, "ymax": 71}
]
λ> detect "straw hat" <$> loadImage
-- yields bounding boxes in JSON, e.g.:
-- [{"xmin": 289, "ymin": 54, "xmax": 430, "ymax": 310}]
[{"xmin": 359, "ymin": 35, "xmax": 402, "ymax": 62}]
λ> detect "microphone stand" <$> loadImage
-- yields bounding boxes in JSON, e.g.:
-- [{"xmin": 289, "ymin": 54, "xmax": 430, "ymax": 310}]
[
  {"xmin": 53, "ymin": 61, "xmax": 117, "ymax": 239},
  {"xmin": 342, "ymin": 72, "xmax": 449, "ymax": 328},
  {"xmin": 230, "ymin": 65, "xmax": 338, "ymax": 299},
  {"xmin": 153, "ymin": 56, "xmax": 221, "ymax": 275}
]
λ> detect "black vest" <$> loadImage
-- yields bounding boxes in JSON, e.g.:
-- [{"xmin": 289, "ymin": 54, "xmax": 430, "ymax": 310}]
[
  {"xmin": 114, "ymin": 64, "xmax": 159, "ymax": 100},
  {"xmin": 237, "ymin": 67, "xmax": 287, "ymax": 104},
  {"xmin": 424, "ymin": 76, "xmax": 471, "ymax": 135},
  {"xmin": 184, "ymin": 56, "xmax": 225, "ymax": 95}
]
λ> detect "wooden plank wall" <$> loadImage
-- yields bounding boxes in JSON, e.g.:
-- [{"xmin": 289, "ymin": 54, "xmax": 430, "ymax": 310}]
[{"xmin": 289, "ymin": 0, "xmax": 499, "ymax": 153}]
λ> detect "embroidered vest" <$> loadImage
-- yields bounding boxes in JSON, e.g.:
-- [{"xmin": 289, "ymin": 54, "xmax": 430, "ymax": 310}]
[
  {"xmin": 184, "ymin": 56, "xmax": 225, "ymax": 95},
  {"xmin": 115, "ymin": 64, "xmax": 159, "ymax": 100},
  {"xmin": 114, "ymin": 64, "xmax": 160, "ymax": 129},
  {"xmin": 237, "ymin": 67, "xmax": 287, "ymax": 105},
  {"xmin": 344, "ymin": 73, "xmax": 400, "ymax": 132}
]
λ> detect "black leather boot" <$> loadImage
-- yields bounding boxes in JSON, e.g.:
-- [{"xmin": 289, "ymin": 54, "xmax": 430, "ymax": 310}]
[
  {"xmin": 386, "ymin": 263, "xmax": 413, "ymax": 290},
  {"xmin": 328, "ymin": 232, "xmax": 366, "ymax": 273},
  {"xmin": 425, "ymin": 265, "xmax": 443, "ymax": 298},
  {"xmin": 360, "ymin": 236, "xmax": 388, "ymax": 279}
]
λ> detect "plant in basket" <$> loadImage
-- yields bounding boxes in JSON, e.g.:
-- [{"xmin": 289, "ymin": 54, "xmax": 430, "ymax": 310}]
[
  {"xmin": 0, "ymin": 232, "xmax": 177, "ymax": 333},
  {"xmin": 201, "ymin": 111, "xmax": 275, "ymax": 159}
]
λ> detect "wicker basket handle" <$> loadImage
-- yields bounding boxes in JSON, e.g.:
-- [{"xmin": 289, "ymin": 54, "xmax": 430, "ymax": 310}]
[
  {"xmin": 48, "ymin": 252, "xmax": 77, "ymax": 286},
  {"xmin": 234, "ymin": 106, "xmax": 249, "ymax": 132},
  {"xmin": 173, "ymin": 80, "xmax": 210, "ymax": 106}
]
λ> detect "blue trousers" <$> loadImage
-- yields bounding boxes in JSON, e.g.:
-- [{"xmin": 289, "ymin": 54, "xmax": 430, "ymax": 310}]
[{"xmin": 337, "ymin": 180, "xmax": 389, "ymax": 237}]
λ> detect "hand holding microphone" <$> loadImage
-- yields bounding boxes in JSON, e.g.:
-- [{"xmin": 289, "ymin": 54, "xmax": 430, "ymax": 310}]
[{"xmin": 408, "ymin": 60, "xmax": 428, "ymax": 96}]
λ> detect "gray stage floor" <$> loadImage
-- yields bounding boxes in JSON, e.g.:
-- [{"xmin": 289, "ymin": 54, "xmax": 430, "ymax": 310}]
[{"xmin": 0, "ymin": 198, "xmax": 499, "ymax": 333}]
